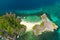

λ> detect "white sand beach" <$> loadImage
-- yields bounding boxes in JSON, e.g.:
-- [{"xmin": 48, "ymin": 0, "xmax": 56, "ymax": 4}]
[
  {"xmin": 20, "ymin": 20, "xmax": 58, "ymax": 31},
  {"xmin": 20, "ymin": 21, "xmax": 41, "ymax": 31},
  {"xmin": 20, "ymin": 14, "xmax": 58, "ymax": 36}
]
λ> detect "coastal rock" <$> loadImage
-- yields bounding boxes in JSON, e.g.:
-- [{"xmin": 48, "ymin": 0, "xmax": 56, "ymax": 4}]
[{"xmin": 33, "ymin": 14, "xmax": 58, "ymax": 36}]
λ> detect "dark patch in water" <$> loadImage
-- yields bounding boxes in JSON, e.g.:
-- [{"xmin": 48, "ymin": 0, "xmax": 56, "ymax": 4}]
[{"xmin": 17, "ymin": 31, "xmax": 59, "ymax": 40}]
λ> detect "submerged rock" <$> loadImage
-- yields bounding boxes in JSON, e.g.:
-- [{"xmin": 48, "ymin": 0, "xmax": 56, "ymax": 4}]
[{"xmin": 33, "ymin": 14, "xmax": 58, "ymax": 36}]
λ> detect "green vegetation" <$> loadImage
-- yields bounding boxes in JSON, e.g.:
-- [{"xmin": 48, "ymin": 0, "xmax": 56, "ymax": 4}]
[
  {"xmin": 40, "ymin": 22, "xmax": 44, "ymax": 27},
  {"xmin": 33, "ymin": 25, "xmax": 38, "ymax": 30},
  {"xmin": 17, "ymin": 31, "xmax": 58, "ymax": 40},
  {"xmin": 0, "ymin": 13, "xmax": 26, "ymax": 40},
  {"xmin": 33, "ymin": 22, "xmax": 44, "ymax": 30},
  {"xmin": 17, "ymin": 31, "xmax": 38, "ymax": 40}
]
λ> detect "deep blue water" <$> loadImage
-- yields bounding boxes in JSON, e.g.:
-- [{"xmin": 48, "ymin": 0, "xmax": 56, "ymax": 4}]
[
  {"xmin": 0, "ymin": 0, "xmax": 59, "ymax": 15},
  {"xmin": 0, "ymin": 0, "xmax": 60, "ymax": 40},
  {"xmin": 0, "ymin": 0, "xmax": 58, "ymax": 10}
]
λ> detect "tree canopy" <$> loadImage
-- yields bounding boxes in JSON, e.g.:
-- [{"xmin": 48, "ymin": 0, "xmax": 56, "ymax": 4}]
[{"xmin": 0, "ymin": 13, "xmax": 26, "ymax": 40}]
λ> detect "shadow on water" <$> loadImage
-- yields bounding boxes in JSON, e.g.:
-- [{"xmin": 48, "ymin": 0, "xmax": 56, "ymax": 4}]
[
  {"xmin": 38, "ymin": 31, "xmax": 58, "ymax": 40},
  {"xmin": 17, "ymin": 31, "xmax": 59, "ymax": 40}
]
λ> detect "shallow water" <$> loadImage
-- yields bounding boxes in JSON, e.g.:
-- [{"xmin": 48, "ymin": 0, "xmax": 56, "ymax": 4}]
[{"xmin": 0, "ymin": 0, "xmax": 60, "ymax": 40}]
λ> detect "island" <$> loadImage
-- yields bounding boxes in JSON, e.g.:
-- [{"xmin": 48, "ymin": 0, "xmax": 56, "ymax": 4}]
[
  {"xmin": 0, "ymin": 13, "xmax": 26, "ymax": 40},
  {"xmin": 0, "ymin": 12, "xmax": 58, "ymax": 40},
  {"xmin": 33, "ymin": 14, "xmax": 58, "ymax": 36}
]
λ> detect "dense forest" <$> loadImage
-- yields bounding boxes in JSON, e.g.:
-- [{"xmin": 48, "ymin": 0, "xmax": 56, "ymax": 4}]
[{"xmin": 0, "ymin": 13, "xmax": 26, "ymax": 40}]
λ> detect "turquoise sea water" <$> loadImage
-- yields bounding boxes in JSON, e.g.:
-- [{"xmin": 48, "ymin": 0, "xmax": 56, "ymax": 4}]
[
  {"xmin": 17, "ymin": 0, "xmax": 60, "ymax": 40},
  {"xmin": 0, "ymin": 0, "xmax": 60, "ymax": 40}
]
